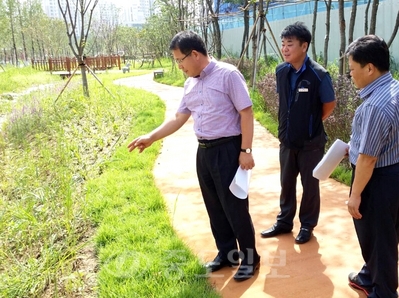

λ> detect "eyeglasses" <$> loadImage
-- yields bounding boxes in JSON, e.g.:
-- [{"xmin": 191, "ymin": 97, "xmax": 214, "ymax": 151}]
[{"xmin": 175, "ymin": 51, "xmax": 192, "ymax": 64}]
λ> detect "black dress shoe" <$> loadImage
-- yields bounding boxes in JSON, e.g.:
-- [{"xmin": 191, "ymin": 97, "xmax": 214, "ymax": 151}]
[
  {"xmin": 295, "ymin": 227, "xmax": 313, "ymax": 244},
  {"xmin": 348, "ymin": 272, "xmax": 373, "ymax": 296},
  {"xmin": 205, "ymin": 255, "xmax": 239, "ymax": 272},
  {"xmin": 233, "ymin": 255, "xmax": 261, "ymax": 281},
  {"xmin": 260, "ymin": 223, "xmax": 292, "ymax": 238}
]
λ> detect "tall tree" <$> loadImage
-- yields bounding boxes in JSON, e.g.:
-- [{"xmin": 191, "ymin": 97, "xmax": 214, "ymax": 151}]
[
  {"xmin": 0, "ymin": 0, "xmax": 11, "ymax": 62},
  {"xmin": 114, "ymin": 26, "xmax": 139, "ymax": 61},
  {"xmin": 338, "ymin": 0, "xmax": 346, "ymax": 75},
  {"xmin": 240, "ymin": 0, "xmax": 250, "ymax": 59},
  {"xmin": 369, "ymin": 0, "xmax": 379, "ymax": 34},
  {"xmin": 323, "ymin": 0, "xmax": 332, "ymax": 69},
  {"xmin": 91, "ymin": 2, "xmax": 119, "ymax": 55},
  {"xmin": 206, "ymin": 0, "xmax": 222, "ymax": 58},
  {"xmin": 5, "ymin": 0, "xmax": 19, "ymax": 65},
  {"xmin": 311, "ymin": 0, "xmax": 318, "ymax": 61},
  {"xmin": 348, "ymin": 0, "xmax": 357, "ymax": 44},
  {"xmin": 364, "ymin": 0, "xmax": 371, "ymax": 35},
  {"xmin": 23, "ymin": 0, "xmax": 46, "ymax": 60},
  {"xmin": 16, "ymin": 0, "xmax": 28, "ymax": 62},
  {"xmin": 250, "ymin": 1, "xmax": 258, "ymax": 86},
  {"xmin": 58, "ymin": 0, "xmax": 99, "ymax": 97},
  {"xmin": 387, "ymin": 9, "xmax": 399, "ymax": 48}
]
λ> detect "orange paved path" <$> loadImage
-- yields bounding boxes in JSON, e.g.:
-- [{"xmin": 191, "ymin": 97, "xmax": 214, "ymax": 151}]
[{"xmin": 115, "ymin": 74, "xmax": 366, "ymax": 298}]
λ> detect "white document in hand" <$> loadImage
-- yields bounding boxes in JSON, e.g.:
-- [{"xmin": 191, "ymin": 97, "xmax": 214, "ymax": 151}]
[
  {"xmin": 313, "ymin": 139, "xmax": 350, "ymax": 180},
  {"xmin": 229, "ymin": 167, "xmax": 252, "ymax": 199}
]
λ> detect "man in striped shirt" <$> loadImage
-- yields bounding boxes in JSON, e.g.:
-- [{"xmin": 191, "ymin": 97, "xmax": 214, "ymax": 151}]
[{"xmin": 346, "ymin": 35, "xmax": 399, "ymax": 298}]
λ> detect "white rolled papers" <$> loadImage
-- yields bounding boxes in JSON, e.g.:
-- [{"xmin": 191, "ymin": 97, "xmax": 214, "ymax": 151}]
[
  {"xmin": 229, "ymin": 167, "xmax": 252, "ymax": 199},
  {"xmin": 313, "ymin": 139, "xmax": 350, "ymax": 180}
]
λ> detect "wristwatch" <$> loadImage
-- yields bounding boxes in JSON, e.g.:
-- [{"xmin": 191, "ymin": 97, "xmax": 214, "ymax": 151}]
[{"xmin": 241, "ymin": 148, "xmax": 252, "ymax": 153}]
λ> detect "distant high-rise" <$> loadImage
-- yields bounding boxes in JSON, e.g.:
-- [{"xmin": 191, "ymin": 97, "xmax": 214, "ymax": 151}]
[
  {"xmin": 41, "ymin": 0, "xmax": 65, "ymax": 19},
  {"xmin": 110, "ymin": 0, "xmax": 155, "ymax": 27},
  {"xmin": 41, "ymin": 0, "xmax": 155, "ymax": 27}
]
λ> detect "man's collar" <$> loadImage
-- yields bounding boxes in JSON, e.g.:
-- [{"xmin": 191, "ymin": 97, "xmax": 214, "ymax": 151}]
[{"xmin": 288, "ymin": 55, "xmax": 308, "ymax": 73}]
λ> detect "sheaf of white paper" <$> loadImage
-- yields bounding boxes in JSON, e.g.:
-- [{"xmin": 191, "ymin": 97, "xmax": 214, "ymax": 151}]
[
  {"xmin": 313, "ymin": 139, "xmax": 350, "ymax": 180},
  {"xmin": 229, "ymin": 167, "xmax": 252, "ymax": 199}
]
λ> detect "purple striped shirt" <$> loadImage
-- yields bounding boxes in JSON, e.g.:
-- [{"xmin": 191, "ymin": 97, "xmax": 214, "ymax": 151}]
[{"xmin": 177, "ymin": 59, "xmax": 252, "ymax": 140}]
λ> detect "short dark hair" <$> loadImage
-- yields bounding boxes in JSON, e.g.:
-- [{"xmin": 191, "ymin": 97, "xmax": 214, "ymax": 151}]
[
  {"xmin": 169, "ymin": 31, "xmax": 208, "ymax": 56},
  {"xmin": 280, "ymin": 21, "xmax": 312, "ymax": 51},
  {"xmin": 345, "ymin": 35, "xmax": 390, "ymax": 71}
]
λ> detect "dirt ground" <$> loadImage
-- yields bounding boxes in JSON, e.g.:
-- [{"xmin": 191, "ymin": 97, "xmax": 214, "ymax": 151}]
[{"xmin": 115, "ymin": 73, "xmax": 367, "ymax": 298}]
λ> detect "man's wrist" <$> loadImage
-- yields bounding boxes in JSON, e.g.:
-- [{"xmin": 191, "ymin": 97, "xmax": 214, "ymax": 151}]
[{"xmin": 240, "ymin": 148, "xmax": 252, "ymax": 153}]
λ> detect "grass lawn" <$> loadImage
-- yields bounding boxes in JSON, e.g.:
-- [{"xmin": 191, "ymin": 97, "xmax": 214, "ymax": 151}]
[{"xmin": 0, "ymin": 65, "xmax": 220, "ymax": 297}]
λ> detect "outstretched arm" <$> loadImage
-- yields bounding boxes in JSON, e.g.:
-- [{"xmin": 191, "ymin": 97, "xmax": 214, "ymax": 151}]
[{"xmin": 128, "ymin": 112, "xmax": 190, "ymax": 153}]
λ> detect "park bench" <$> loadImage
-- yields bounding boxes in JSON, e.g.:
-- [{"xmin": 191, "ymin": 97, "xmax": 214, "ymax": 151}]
[
  {"xmin": 138, "ymin": 53, "xmax": 155, "ymax": 68},
  {"xmin": 153, "ymin": 69, "xmax": 164, "ymax": 78},
  {"xmin": 52, "ymin": 71, "xmax": 72, "ymax": 79}
]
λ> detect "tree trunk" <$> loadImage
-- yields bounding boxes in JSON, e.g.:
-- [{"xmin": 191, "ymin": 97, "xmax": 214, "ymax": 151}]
[
  {"xmin": 369, "ymin": 0, "xmax": 379, "ymax": 34},
  {"xmin": 31, "ymin": 39, "xmax": 35, "ymax": 60},
  {"xmin": 40, "ymin": 40, "xmax": 45, "ymax": 59},
  {"xmin": 251, "ymin": 0, "xmax": 265, "ymax": 88},
  {"xmin": 364, "ymin": 0, "xmax": 371, "ymax": 35},
  {"xmin": 178, "ymin": 0, "xmax": 184, "ymax": 31},
  {"xmin": 311, "ymin": 0, "xmax": 318, "ymax": 61},
  {"xmin": 200, "ymin": 1, "xmax": 208, "ymax": 48},
  {"xmin": 348, "ymin": 0, "xmax": 357, "ymax": 44},
  {"xmin": 214, "ymin": 0, "xmax": 222, "ymax": 59},
  {"xmin": 206, "ymin": 0, "xmax": 222, "ymax": 59},
  {"xmin": 17, "ymin": 2, "xmax": 28, "ymax": 62},
  {"xmin": 250, "ymin": 3, "xmax": 258, "ymax": 86},
  {"xmin": 323, "ymin": 0, "xmax": 332, "ymax": 69},
  {"xmin": 6, "ymin": 0, "xmax": 18, "ymax": 65},
  {"xmin": 387, "ymin": 9, "xmax": 399, "ymax": 47},
  {"xmin": 241, "ymin": 0, "xmax": 250, "ymax": 59},
  {"xmin": 79, "ymin": 59, "xmax": 89, "ymax": 97},
  {"xmin": 338, "ymin": 0, "xmax": 346, "ymax": 75},
  {"xmin": 262, "ymin": 0, "xmax": 271, "ymax": 61},
  {"xmin": 210, "ymin": 16, "xmax": 222, "ymax": 59}
]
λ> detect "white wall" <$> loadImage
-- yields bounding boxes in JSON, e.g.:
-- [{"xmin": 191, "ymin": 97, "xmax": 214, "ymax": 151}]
[{"xmin": 221, "ymin": 0, "xmax": 399, "ymax": 64}]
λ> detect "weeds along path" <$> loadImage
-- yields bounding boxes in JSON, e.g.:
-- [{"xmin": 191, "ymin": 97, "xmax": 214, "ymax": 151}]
[
  {"xmin": 0, "ymin": 83, "xmax": 56, "ymax": 128},
  {"xmin": 115, "ymin": 73, "xmax": 367, "ymax": 298}
]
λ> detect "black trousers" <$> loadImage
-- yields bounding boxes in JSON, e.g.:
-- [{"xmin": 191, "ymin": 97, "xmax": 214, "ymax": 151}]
[
  {"xmin": 196, "ymin": 136, "xmax": 257, "ymax": 262},
  {"xmin": 277, "ymin": 144, "xmax": 324, "ymax": 230},
  {"xmin": 351, "ymin": 163, "xmax": 399, "ymax": 298}
]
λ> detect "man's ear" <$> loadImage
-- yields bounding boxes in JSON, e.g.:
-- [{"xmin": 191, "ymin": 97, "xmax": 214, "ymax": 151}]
[
  {"xmin": 191, "ymin": 50, "xmax": 199, "ymax": 59},
  {"xmin": 302, "ymin": 42, "xmax": 308, "ymax": 52},
  {"xmin": 367, "ymin": 63, "xmax": 376, "ymax": 74}
]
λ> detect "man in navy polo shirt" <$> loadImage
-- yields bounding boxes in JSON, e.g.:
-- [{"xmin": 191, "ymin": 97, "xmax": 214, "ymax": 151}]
[{"xmin": 261, "ymin": 22, "xmax": 336, "ymax": 244}]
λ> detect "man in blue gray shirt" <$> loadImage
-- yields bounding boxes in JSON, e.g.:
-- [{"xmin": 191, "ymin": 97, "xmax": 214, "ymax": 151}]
[{"xmin": 346, "ymin": 35, "xmax": 399, "ymax": 298}]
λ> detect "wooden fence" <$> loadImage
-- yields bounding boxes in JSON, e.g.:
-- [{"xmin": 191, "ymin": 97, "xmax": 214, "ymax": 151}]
[{"xmin": 31, "ymin": 55, "xmax": 121, "ymax": 73}]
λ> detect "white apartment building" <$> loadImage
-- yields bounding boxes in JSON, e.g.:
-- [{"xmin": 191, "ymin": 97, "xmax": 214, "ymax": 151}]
[
  {"xmin": 41, "ymin": 0, "xmax": 65, "ymax": 19},
  {"xmin": 41, "ymin": 0, "xmax": 155, "ymax": 27}
]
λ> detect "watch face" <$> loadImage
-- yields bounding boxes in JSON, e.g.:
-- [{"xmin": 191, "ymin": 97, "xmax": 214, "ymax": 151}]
[{"xmin": 246, "ymin": 148, "xmax": 251, "ymax": 153}]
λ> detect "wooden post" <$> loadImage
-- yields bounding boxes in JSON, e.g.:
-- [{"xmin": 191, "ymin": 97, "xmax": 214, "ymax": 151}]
[
  {"xmin": 49, "ymin": 57, "xmax": 53, "ymax": 72},
  {"xmin": 66, "ymin": 57, "xmax": 71, "ymax": 73}
]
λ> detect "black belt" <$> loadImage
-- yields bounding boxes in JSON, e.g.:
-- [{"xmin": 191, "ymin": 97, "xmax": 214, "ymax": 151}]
[{"xmin": 198, "ymin": 136, "xmax": 239, "ymax": 149}]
